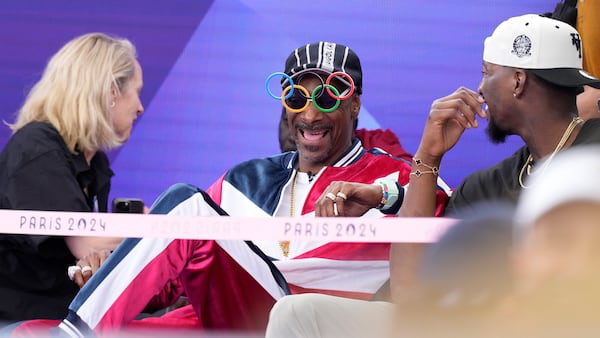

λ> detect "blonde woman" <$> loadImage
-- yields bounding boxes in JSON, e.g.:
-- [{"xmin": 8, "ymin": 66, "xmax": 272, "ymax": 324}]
[{"xmin": 0, "ymin": 33, "xmax": 144, "ymax": 323}]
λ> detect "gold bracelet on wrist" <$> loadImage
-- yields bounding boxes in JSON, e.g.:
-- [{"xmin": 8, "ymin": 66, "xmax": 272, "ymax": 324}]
[{"xmin": 410, "ymin": 158, "xmax": 439, "ymax": 177}]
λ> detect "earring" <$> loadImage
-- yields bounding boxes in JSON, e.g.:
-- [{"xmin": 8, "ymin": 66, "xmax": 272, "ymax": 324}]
[
  {"xmin": 110, "ymin": 101, "xmax": 115, "ymax": 108},
  {"xmin": 513, "ymin": 93, "xmax": 517, "ymax": 98}
]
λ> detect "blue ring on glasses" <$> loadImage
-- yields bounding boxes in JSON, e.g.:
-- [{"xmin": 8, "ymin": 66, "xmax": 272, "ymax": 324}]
[{"xmin": 266, "ymin": 72, "xmax": 295, "ymax": 100}]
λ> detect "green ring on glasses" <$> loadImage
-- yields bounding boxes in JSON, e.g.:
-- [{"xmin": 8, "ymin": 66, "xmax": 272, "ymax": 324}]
[{"xmin": 312, "ymin": 85, "xmax": 341, "ymax": 113}]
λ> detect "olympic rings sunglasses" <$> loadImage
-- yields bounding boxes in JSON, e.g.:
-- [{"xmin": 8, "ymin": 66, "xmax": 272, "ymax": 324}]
[{"xmin": 266, "ymin": 71, "xmax": 355, "ymax": 113}]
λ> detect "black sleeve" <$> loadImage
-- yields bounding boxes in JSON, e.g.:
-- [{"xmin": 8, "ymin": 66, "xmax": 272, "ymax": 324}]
[
  {"xmin": 445, "ymin": 178, "xmax": 477, "ymax": 216},
  {"xmin": 6, "ymin": 149, "xmax": 90, "ymax": 248}
]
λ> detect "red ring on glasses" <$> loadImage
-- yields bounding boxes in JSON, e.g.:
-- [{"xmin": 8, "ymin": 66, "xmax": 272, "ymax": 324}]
[{"xmin": 325, "ymin": 72, "xmax": 355, "ymax": 100}]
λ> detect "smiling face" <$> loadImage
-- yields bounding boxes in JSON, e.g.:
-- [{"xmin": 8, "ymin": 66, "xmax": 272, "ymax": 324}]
[
  {"xmin": 286, "ymin": 73, "xmax": 359, "ymax": 173},
  {"xmin": 112, "ymin": 60, "xmax": 144, "ymax": 141}
]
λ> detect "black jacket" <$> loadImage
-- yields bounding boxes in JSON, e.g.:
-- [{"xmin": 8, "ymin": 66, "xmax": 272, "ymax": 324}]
[{"xmin": 0, "ymin": 121, "xmax": 113, "ymax": 322}]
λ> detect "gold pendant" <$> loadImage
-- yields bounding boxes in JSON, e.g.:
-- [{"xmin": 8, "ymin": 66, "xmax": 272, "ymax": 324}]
[{"xmin": 279, "ymin": 240, "xmax": 290, "ymax": 258}]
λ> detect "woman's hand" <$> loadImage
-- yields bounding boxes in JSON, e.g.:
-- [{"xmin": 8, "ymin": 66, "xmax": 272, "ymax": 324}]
[{"xmin": 68, "ymin": 249, "xmax": 111, "ymax": 288}]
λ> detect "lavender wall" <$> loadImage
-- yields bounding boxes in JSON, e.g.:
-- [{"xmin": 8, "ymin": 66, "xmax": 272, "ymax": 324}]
[{"xmin": 0, "ymin": 0, "xmax": 551, "ymax": 206}]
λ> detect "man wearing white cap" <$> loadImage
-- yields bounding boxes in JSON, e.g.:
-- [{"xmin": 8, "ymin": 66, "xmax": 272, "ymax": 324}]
[
  {"xmin": 432, "ymin": 13, "xmax": 600, "ymax": 215},
  {"xmin": 266, "ymin": 13, "xmax": 600, "ymax": 337},
  {"xmin": 387, "ymin": 13, "xmax": 600, "ymax": 304}
]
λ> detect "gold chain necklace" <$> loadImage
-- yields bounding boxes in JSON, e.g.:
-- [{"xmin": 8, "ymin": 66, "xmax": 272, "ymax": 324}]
[
  {"xmin": 279, "ymin": 172, "xmax": 297, "ymax": 258},
  {"xmin": 518, "ymin": 116, "xmax": 583, "ymax": 189}
]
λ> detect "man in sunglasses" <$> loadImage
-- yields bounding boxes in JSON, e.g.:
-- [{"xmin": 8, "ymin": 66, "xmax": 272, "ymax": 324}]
[{"xmin": 47, "ymin": 41, "xmax": 450, "ymax": 336}]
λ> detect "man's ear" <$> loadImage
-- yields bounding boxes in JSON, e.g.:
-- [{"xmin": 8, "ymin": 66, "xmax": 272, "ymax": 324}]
[
  {"xmin": 513, "ymin": 69, "xmax": 527, "ymax": 98},
  {"xmin": 351, "ymin": 95, "xmax": 361, "ymax": 119}
]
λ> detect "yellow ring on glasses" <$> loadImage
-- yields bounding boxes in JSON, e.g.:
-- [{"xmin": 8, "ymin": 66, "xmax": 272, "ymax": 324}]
[{"xmin": 281, "ymin": 85, "xmax": 310, "ymax": 113}]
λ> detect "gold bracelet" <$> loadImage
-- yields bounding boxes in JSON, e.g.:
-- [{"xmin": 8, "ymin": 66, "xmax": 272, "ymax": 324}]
[{"xmin": 411, "ymin": 158, "xmax": 439, "ymax": 177}]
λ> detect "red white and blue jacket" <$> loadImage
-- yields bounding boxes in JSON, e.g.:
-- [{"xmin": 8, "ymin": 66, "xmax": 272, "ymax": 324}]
[
  {"xmin": 53, "ymin": 139, "xmax": 449, "ymax": 335},
  {"xmin": 207, "ymin": 138, "xmax": 449, "ymax": 298}
]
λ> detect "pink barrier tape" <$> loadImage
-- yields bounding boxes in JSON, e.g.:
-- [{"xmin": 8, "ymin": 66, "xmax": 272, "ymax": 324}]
[{"xmin": 2, "ymin": 209, "xmax": 457, "ymax": 243}]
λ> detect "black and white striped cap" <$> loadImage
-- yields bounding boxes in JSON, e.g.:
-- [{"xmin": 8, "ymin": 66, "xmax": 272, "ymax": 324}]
[{"xmin": 283, "ymin": 41, "xmax": 362, "ymax": 94}]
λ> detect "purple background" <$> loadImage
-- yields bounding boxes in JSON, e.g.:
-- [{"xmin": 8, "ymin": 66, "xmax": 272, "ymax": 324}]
[{"xmin": 0, "ymin": 1, "xmax": 550, "ymax": 207}]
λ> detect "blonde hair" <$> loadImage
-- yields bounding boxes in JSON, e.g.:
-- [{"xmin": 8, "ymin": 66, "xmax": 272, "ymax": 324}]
[{"xmin": 9, "ymin": 32, "xmax": 138, "ymax": 154}]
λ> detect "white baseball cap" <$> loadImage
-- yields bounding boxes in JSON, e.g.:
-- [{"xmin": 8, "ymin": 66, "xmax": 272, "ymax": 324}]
[
  {"xmin": 483, "ymin": 14, "xmax": 600, "ymax": 88},
  {"xmin": 515, "ymin": 145, "xmax": 600, "ymax": 228}
]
